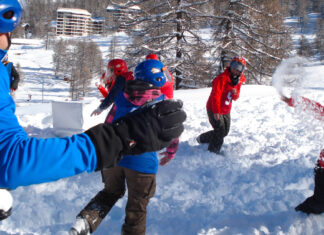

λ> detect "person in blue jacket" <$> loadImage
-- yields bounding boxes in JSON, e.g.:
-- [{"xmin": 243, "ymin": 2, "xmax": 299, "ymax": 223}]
[
  {"xmin": 0, "ymin": 0, "xmax": 186, "ymax": 221},
  {"xmin": 70, "ymin": 60, "xmax": 180, "ymax": 235}
]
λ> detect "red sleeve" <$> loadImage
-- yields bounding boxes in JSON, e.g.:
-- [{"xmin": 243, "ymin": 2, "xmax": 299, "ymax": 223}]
[
  {"xmin": 289, "ymin": 96, "xmax": 324, "ymax": 117},
  {"xmin": 210, "ymin": 75, "xmax": 225, "ymax": 114},
  {"xmin": 97, "ymin": 85, "xmax": 108, "ymax": 98},
  {"xmin": 301, "ymin": 97, "xmax": 324, "ymax": 116},
  {"xmin": 288, "ymin": 98, "xmax": 294, "ymax": 107}
]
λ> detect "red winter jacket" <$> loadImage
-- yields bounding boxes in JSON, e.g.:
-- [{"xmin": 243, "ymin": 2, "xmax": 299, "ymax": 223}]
[{"xmin": 206, "ymin": 67, "xmax": 245, "ymax": 115}]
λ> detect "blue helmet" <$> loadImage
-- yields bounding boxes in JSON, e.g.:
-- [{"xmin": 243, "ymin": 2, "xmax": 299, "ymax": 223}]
[
  {"xmin": 134, "ymin": 60, "xmax": 168, "ymax": 87},
  {"xmin": 0, "ymin": 0, "xmax": 23, "ymax": 33}
]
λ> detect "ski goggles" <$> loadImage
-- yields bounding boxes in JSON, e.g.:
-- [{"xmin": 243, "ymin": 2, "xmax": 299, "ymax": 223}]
[{"xmin": 230, "ymin": 60, "xmax": 244, "ymax": 73}]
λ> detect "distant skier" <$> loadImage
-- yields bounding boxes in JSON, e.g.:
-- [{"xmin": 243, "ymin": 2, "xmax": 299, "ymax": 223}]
[
  {"xmin": 281, "ymin": 95, "xmax": 324, "ymax": 214},
  {"xmin": 70, "ymin": 60, "xmax": 180, "ymax": 235},
  {"xmin": 197, "ymin": 56, "xmax": 246, "ymax": 154}
]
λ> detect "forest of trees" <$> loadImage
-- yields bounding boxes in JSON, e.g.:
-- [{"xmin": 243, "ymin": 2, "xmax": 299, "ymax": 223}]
[
  {"xmin": 53, "ymin": 40, "xmax": 103, "ymax": 100},
  {"xmin": 16, "ymin": 0, "xmax": 324, "ymax": 93}
]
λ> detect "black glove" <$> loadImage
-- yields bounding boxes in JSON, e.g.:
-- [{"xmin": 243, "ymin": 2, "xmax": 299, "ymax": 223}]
[
  {"xmin": 85, "ymin": 99, "xmax": 186, "ymax": 170},
  {"xmin": 114, "ymin": 99, "xmax": 186, "ymax": 155}
]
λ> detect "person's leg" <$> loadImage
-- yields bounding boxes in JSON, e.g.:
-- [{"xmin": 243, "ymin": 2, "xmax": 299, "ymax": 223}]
[
  {"xmin": 208, "ymin": 113, "xmax": 231, "ymax": 154},
  {"xmin": 197, "ymin": 110, "xmax": 220, "ymax": 144},
  {"xmin": 73, "ymin": 166, "xmax": 126, "ymax": 233},
  {"xmin": 121, "ymin": 169, "xmax": 156, "ymax": 235},
  {"xmin": 295, "ymin": 161, "xmax": 324, "ymax": 214},
  {"xmin": 198, "ymin": 130, "xmax": 214, "ymax": 143}
]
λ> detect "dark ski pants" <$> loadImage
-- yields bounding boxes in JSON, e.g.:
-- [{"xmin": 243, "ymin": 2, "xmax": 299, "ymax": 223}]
[
  {"xmin": 198, "ymin": 110, "xmax": 231, "ymax": 153},
  {"xmin": 78, "ymin": 166, "xmax": 156, "ymax": 235}
]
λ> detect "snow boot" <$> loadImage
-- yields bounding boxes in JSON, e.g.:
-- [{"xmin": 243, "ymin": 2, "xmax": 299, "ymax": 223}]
[
  {"xmin": 295, "ymin": 165, "xmax": 324, "ymax": 214},
  {"xmin": 69, "ymin": 217, "xmax": 91, "ymax": 235},
  {"xmin": 197, "ymin": 130, "xmax": 213, "ymax": 144}
]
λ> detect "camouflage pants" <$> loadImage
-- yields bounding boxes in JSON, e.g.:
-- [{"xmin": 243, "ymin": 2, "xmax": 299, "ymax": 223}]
[
  {"xmin": 198, "ymin": 110, "xmax": 231, "ymax": 153},
  {"xmin": 78, "ymin": 166, "xmax": 156, "ymax": 235}
]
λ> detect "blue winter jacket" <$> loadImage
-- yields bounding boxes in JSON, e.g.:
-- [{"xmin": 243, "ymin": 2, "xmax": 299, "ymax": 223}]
[
  {"xmin": 112, "ymin": 89, "xmax": 164, "ymax": 174},
  {"xmin": 0, "ymin": 49, "xmax": 97, "ymax": 189}
]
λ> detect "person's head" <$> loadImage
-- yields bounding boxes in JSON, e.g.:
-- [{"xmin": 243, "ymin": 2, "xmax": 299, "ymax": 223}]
[
  {"xmin": 145, "ymin": 54, "xmax": 159, "ymax": 60},
  {"xmin": 229, "ymin": 56, "xmax": 246, "ymax": 85},
  {"xmin": 103, "ymin": 59, "xmax": 128, "ymax": 83},
  {"xmin": 0, "ymin": 0, "xmax": 23, "ymax": 50},
  {"xmin": 134, "ymin": 60, "xmax": 169, "ymax": 87}
]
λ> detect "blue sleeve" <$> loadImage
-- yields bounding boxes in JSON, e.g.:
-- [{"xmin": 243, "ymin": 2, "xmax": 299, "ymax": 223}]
[
  {"xmin": 0, "ymin": 64, "xmax": 97, "ymax": 189},
  {"xmin": 99, "ymin": 76, "xmax": 126, "ymax": 110},
  {"xmin": 5, "ymin": 62, "xmax": 12, "ymax": 82}
]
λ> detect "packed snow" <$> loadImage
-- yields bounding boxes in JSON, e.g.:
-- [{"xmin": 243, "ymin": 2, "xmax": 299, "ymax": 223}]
[{"xmin": 1, "ymin": 14, "xmax": 324, "ymax": 235}]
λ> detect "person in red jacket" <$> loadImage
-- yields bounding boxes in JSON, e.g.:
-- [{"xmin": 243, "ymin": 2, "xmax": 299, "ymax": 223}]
[
  {"xmin": 96, "ymin": 60, "xmax": 124, "ymax": 98},
  {"xmin": 197, "ymin": 56, "xmax": 246, "ymax": 154},
  {"xmin": 281, "ymin": 95, "xmax": 324, "ymax": 214},
  {"xmin": 91, "ymin": 59, "xmax": 133, "ymax": 116},
  {"xmin": 146, "ymin": 53, "xmax": 174, "ymax": 99}
]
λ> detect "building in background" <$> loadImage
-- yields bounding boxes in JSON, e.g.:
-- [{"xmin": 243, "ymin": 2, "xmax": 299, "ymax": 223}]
[
  {"xmin": 91, "ymin": 17, "xmax": 104, "ymax": 35},
  {"xmin": 56, "ymin": 8, "xmax": 104, "ymax": 36}
]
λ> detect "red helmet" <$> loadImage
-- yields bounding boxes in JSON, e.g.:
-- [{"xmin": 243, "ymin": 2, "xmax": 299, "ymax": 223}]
[
  {"xmin": 145, "ymin": 54, "xmax": 159, "ymax": 60},
  {"xmin": 232, "ymin": 56, "xmax": 246, "ymax": 66},
  {"xmin": 230, "ymin": 56, "xmax": 246, "ymax": 72},
  {"xmin": 107, "ymin": 59, "xmax": 128, "ymax": 76}
]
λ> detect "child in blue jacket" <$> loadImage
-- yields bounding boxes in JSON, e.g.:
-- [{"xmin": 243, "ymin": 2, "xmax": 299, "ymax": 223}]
[
  {"xmin": 0, "ymin": 0, "xmax": 186, "ymax": 222},
  {"xmin": 70, "ymin": 60, "xmax": 180, "ymax": 235}
]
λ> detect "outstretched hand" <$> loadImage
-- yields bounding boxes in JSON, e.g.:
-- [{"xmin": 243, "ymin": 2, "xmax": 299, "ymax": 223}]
[
  {"xmin": 159, "ymin": 152, "xmax": 175, "ymax": 166},
  {"xmin": 91, "ymin": 108, "xmax": 102, "ymax": 116}
]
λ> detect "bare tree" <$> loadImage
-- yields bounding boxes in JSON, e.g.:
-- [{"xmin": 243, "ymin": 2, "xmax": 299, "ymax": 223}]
[
  {"xmin": 53, "ymin": 39, "xmax": 103, "ymax": 100},
  {"xmin": 107, "ymin": 0, "xmax": 217, "ymax": 89},
  {"xmin": 213, "ymin": 0, "xmax": 291, "ymax": 85},
  {"xmin": 52, "ymin": 39, "xmax": 69, "ymax": 77},
  {"xmin": 298, "ymin": 35, "xmax": 313, "ymax": 57},
  {"xmin": 314, "ymin": 14, "xmax": 324, "ymax": 60}
]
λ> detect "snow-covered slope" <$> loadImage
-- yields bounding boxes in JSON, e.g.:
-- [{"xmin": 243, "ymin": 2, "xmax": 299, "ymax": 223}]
[{"xmin": 1, "ymin": 37, "xmax": 324, "ymax": 235}]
